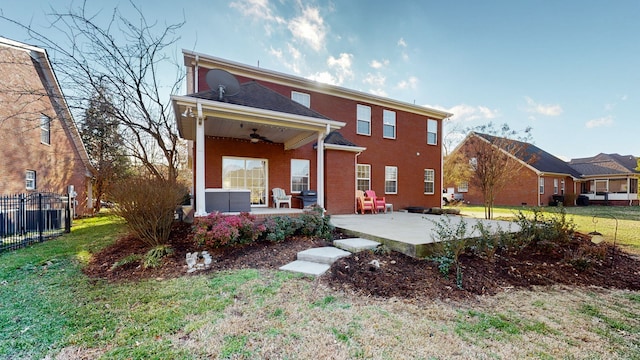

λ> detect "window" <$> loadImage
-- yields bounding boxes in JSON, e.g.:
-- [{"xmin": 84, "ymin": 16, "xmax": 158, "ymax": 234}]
[
  {"xmin": 291, "ymin": 159, "xmax": 309, "ymax": 193},
  {"xmin": 553, "ymin": 179, "xmax": 559, "ymax": 194},
  {"xmin": 222, "ymin": 157, "xmax": 268, "ymax": 206},
  {"xmin": 631, "ymin": 178, "xmax": 638, "ymax": 194},
  {"xmin": 356, "ymin": 164, "xmax": 370, "ymax": 191},
  {"xmin": 609, "ymin": 179, "xmax": 627, "ymax": 193},
  {"xmin": 40, "ymin": 115, "xmax": 50, "ymax": 145},
  {"xmin": 383, "ymin": 110, "xmax": 396, "ymax": 139},
  {"xmin": 424, "ymin": 169, "xmax": 435, "ymax": 194},
  {"xmin": 385, "ymin": 166, "xmax": 397, "ymax": 194},
  {"xmin": 291, "ymin": 91, "xmax": 310, "ymax": 108},
  {"xmin": 357, "ymin": 104, "xmax": 371, "ymax": 136},
  {"xmin": 458, "ymin": 181, "xmax": 469, "ymax": 193},
  {"xmin": 427, "ymin": 119, "xmax": 437, "ymax": 145},
  {"xmin": 539, "ymin": 177, "xmax": 545, "ymax": 194},
  {"xmin": 26, "ymin": 170, "xmax": 36, "ymax": 190},
  {"xmin": 469, "ymin": 157, "xmax": 478, "ymax": 170},
  {"xmin": 561, "ymin": 179, "xmax": 565, "ymax": 194},
  {"xmin": 594, "ymin": 179, "xmax": 608, "ymax": 194}
]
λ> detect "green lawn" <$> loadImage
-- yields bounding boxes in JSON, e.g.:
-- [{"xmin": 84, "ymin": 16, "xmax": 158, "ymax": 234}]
[
  {"xmin": 456, "ymin": 205, "xmax": 640, "ymax": 253},
  {"xmin": 1, "ymin": 213, "xmax": 639, "ymax": 359}
]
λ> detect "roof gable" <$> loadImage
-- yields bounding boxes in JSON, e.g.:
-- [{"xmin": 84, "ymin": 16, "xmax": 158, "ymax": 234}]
[
  {"xmin": 569, "ymin": 153, "xmax": 639, "ymax": 176},
  {"xmin": 473, "ymin": 133, "xmax": 583, "ymax": 178}
]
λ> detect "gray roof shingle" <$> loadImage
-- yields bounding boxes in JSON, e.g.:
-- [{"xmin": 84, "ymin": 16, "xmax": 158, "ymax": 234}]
[{"xmin": 569, "ymin": 153, "xmax": 639, "ymax": 176}]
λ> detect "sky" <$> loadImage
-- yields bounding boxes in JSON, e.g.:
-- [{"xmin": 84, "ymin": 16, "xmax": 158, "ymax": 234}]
[{"xmin": 1, "ymin": 0, "xmax": 639, "ymax": 160}]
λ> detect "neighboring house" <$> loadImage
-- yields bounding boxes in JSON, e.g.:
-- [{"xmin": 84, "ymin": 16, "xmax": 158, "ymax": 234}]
[
  {"xmin": 448, "ymin": 132, "xmax": 583, "ymax": 207},
  {"xmin": 171, "ymin": 51, "xmax": 452, "ymax": 215},
  {"xmin": 0, "ymin": 37, "xmax": 94, "ymax": 216},
  {"xmin": 569, "ymin": 153, "xmax": 639, "ymax": 206}
]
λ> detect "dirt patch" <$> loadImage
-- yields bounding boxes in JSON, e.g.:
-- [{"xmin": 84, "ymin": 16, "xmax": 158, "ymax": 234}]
[{"xmin": 83, "ymin": 222, "xmax": 640, "ymax": 300}]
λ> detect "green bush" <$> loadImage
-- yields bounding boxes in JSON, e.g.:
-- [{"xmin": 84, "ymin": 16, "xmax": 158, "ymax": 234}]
[
  {"xmin": 514, "ymin": 207, "xmax": 575, "ymax": 247},
  {"xmin": 193, "ymin": 212, "xmax": 266, "ymax": 247},
  {"xmin": 427, "ymin": 216, "xmax": 469, "ymax": 289},
  {"xmin": 144, "ymin": 245, "xmax": 174, "ymax": 268},
  {"xmin": 109, "ymin": 177, "xmax": 186, "ymax": 247}
]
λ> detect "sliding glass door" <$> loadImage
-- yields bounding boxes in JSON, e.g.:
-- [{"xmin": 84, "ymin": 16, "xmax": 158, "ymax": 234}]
[{"xmin": 222, "ymin": 157, "xmax": 268, "ymax": 206}]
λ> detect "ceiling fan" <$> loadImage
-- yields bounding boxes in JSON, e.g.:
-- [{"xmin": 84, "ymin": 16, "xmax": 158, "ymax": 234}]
[{"xmin": 249, "ymin": 128, "xmax": 273, "ymax": 143}]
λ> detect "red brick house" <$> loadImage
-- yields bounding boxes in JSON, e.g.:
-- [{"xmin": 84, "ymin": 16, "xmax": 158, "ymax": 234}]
[
  {"xmin": 569, "ymin": 153, "xmax": 639, "ymax": 206},
  {"xmin": 0, "ymin": 37, "xmax": 94, "ymax": 216},
  {"xmin": 171, "ymin": 51, "xmax": 452, "ymax": 215},
  {"xmin": 448, "ymin": 132, "xmax": 583, "ymax": 207}
]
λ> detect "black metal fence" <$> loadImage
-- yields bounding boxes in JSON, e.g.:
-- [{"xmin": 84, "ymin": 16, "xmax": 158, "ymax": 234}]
[{"xmin": 0, "ymin": 192, "xmax": 70, "ymax": 253}]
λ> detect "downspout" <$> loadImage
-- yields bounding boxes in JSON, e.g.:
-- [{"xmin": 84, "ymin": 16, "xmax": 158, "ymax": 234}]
[{"xmin": 537, "ymin": 174, "xmax": 541, "ymax": 206}]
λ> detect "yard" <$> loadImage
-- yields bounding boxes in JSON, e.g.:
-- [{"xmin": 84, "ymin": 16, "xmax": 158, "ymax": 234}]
[
  {"xmin": 456, "ymin": 205, "xmax": 640, "ymax": 254},
  {"xmin": 1, "ymin": 213, "xmax": 639, "ymax": 359}
]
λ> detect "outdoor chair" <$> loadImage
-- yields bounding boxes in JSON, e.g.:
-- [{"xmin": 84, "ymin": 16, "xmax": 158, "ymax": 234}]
[
  {"xmin": 356, "ymin": 190, "xmax": 375, "ymax": 214},
  {"xmin": 365, "ymin": 190, "xmax": 387, "ymax": 213},
  {"xmin": 272, "ymin": 188, "xmax": 292, "ymax": 208}
]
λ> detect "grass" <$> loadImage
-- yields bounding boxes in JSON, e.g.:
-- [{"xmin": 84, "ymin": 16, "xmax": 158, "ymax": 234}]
[
  {"xmin": 455, "ymin": 205, "xmax": 640, "ymax": 253},
  {"xmin": 1, "ymin": 213, "xmax": 640, "ymax": 359}
]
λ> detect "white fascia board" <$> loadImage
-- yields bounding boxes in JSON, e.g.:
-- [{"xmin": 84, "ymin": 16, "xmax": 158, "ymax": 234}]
[{"xmin": 324, "ymin": 144, "xmax": 367, "ymax": 153}]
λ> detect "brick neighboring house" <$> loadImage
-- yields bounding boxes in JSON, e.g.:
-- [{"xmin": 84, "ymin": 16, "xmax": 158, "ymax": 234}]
[
  {"xmin": 0, "ymin": 37, "xmax": 94, "ymax": 216},
  {"xmin": 569, "ymin": 153, "xmax": 639, "ymax": 206},
  {"xmin": 171, "ymin": 51, "xmax": 452, "ymax": 215},
  {"xmin": 448, "ymin": 132, "xmax": 583, "ymax": 207}
]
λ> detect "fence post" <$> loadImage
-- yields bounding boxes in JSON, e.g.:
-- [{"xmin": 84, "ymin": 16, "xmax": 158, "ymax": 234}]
[
  {"xmin": 65, "ymin": 192, "xmax": 71, "ymax": 233},
  {"xmin": 38, "ymin": 193, "xmax": 44, "ymax": 242}
]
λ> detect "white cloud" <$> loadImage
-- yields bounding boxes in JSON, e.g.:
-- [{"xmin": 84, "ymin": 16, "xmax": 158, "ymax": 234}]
[
  {"xmin": 585, "ymin": 115, "xmax": 614, "ymax": 129},
  {"xmin": 370, "ymin": 59, "xmax": 389, "ymax": 69},
  {"xmin": 307, "ymin": 71, "xmax": 337, "ymax": 85},
  {"xmin": 363, "ymin": 73, "xmax": 386, "ymax": 87},
  {"xmin": 621, "ymin": 94, "xmax": 628, "ymax": 101},
  {"xmin": 397, "ymin": 37, "xmax": 407, "ymax": 47},
  {"xmin": 230, "ymin": 0, "xmax": 285, "ymax": 29},
  {"xmin": 326, "ymin": 53, "xmax": 353, "ymax": 84},
  {"xmin": 524, "ymin": 96, "xmax": 563, "ymax": 116},
  {"xmin": 369, "ymin": 88, "xmax": 388, "ymax": 97},
  {"xmin": 426, "ymin": 104, "xmax": 500, "ymax": 122},
  {"xmin": 269, "ymin": 43, "xmax": 303, "ymax": 74},
  {"xmin": 288, "ymin": 6, "xmax": 326, "ymax": 52},
  {"xmin": 396, "ymin": 76, "xmax": 418, "ymax": 90}
]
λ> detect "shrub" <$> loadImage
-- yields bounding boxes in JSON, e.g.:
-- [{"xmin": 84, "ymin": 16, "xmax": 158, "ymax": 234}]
[
  {"xmin": 109, "ymin": 177, "xmax": 187, "ymax": 247},
  {"xmin": 514, "ymin": 207, "xmax": 575, "ymax": 248},
  {"xmin": 427, "ymin": 216, "xmax": 469, "ymax": 289},
  {"xmin": 144, "ymin": 245, "xmax": 174, "ymax": 268},
  {"xmin": 261, "ymin": 216, "xmax": 301, "ymax": 242},
  {"xmin": 298, "ymin": 205, "xmax": 334, "ymax": 240},
  {"xmin": 110, "ymin": 254, "xmax": 143, "ymax": 271},
  {"xmin": 193, "ymin": 212, "xmax": 265, "ymax": 247}
]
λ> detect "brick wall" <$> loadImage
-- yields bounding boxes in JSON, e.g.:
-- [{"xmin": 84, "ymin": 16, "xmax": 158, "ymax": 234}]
[{"xmin": 0, "ymin": 45, "xmax": 91, "ymax": 215}]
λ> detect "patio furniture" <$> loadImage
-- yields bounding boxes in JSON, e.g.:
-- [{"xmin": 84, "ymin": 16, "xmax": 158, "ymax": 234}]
[
  {"xmin": 365, "ymin": 190, "xmax": 386, "ymax": 213},
  {"xmin": 272, "ymin": 188, "xmax": 292, "ymax": 208},
  {"xmin": 356, "ymin": 190, "xmax": 375, "ymax": 214},
  {"xmin": 296, "ymin": 189, "xmax": 318, "ymax": 208}
]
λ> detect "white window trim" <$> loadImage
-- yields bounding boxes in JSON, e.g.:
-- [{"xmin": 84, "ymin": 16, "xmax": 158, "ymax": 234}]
[
  {"xmin": 26, "ymin": 170, "xmax": 36, "ymax": 190},
  {"xmin": 424, "ymin": 169, "xmax": 435, "ymax": 194},
  {"xmin": 539, "ymin": 177, "xmax": 545, "ymax": 194},
  {"xmin": 291, "ymin": 91, "xmax": 310, "ymax": 108},
  {"xmin": 40, "ymin": 114, "xmax": 50, "ymax": 145},
  {"xmin": 383, "ymin": 109, "xmax": 396, "ymax": 139},
  {"xmin": 458, "ymin": 181, "xmax": 469, "ymax": 193},
  {"xmin": 385, "ymin": 166, "xmax": 398, "ymax": 194},
  {"xmin": 290, "ymin": 159, "xmax": 310, "ymax": 193},
  {"xmin": 356, "ymin": 104, "xmax": 371, "ymax": 136},
  {"xmin": 356, "ymin": 164, "xmax": 371, "ymax": 191},
  {"xmin": 553, "ymin": 179, "xmax": 559, "ymax": 194},
  {"xmin": 427, "ymin": 119, "xmax": 437, "ymax": 145}
]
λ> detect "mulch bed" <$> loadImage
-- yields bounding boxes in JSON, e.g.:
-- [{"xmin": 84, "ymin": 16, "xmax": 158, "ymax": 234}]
[{"xmin": 83, "ymin": 222, "xmax": 640, "ymax": 301}]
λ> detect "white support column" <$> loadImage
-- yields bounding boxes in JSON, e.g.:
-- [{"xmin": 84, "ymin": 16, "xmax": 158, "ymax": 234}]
[
  {"xmin": 316, "ymin": 131, "xmax": 325, "ymax": 209},
  {"xmin": 195, "ymin": 102, "xmax": 207, "ymax": 217}
]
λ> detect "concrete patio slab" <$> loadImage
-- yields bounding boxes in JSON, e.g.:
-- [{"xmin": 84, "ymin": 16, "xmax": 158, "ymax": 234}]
[
  {"xmin": 331, "ymin": 211, "xmax": 518, "ymax": 258},
  {"xmin": 334, "ymin": 238, "xmax": 380, "ymax": 253},
  {"xmin": 279, "ymin": 260, "xmax": 330, "ymax": 276},
  {"xmin": 297, "ymin": 247, "xmax": 351, "ymax": 265}
]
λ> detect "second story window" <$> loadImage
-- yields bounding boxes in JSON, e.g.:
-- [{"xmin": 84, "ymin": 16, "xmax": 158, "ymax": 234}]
[
  {"xmin": 291, "ymin": 91, "xmax": 310, "ymax": 108},
  {"xmin": 383, "ymin": 110, "xmax": 396, "ymax": 139},
  {"xmin": 357, "ymin": 104, "xmax": 371, "ymax": 136},
  {"xmin": 40, "ymin": 115, "xmax": 50, "ymax": 145},
  {"xmin": 427, "ymin": 119, "xmax": 437, "ymax": 145}
]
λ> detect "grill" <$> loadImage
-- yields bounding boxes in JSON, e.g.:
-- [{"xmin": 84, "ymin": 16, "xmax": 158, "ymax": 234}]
[{"xmin": 297, "ymin": 190, "xmax": 318, "ymax": 208}]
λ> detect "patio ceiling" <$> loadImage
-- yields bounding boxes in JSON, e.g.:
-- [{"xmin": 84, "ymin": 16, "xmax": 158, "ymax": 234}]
[{"xmin": 172, "ymin": 95, "xmax": 345, "ymax": 150}]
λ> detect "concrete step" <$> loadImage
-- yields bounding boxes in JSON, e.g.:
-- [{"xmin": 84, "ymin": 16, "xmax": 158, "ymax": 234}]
[
  {"xmin": 279, "ymin": 260, "xmax": 331, "ymax": 276},
  {"xmin": 297, "ymin": 247, "xmax": 351, "ymax": 265},
  {"xmin": 333, "ymin": 238, "xmax": 380, "ymax": 253}
]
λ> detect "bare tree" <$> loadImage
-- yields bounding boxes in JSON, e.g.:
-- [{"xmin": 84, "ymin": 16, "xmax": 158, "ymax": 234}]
[
  {"xmin": 1, "ymin": 1, "xmax": 186, "ymax": 183},
  {"xmin": 460, "ymin": 123, "xmax": 533, "ymax": 219}
]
